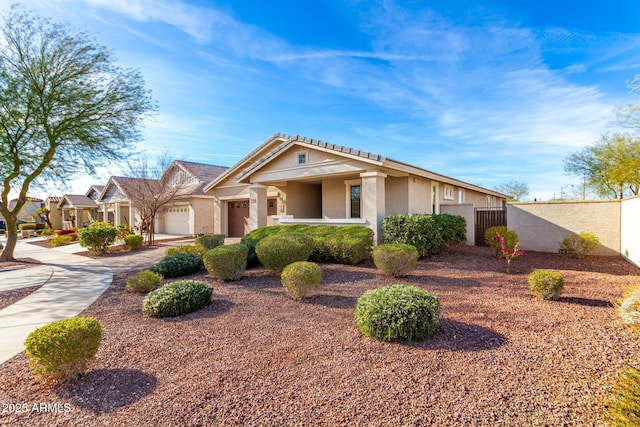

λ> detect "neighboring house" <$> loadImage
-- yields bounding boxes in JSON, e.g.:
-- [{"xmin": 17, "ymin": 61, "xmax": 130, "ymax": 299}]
[
  {"xmin": 0, "ymin": 198, "xmax": 44, "ymax": 227},
  {"xmin": 56, "ymin": 185, "xmax": 106, "ymax": 229},
  {"xmin": 44, "ymin": 196, "xmax": 63, "ymax": 229},
  {"xmin": 96, "ymin": 161, "xmax": 228, "ymax": 236},
  {"xmin": 203, "ymin": 133, "xmax": 508, "ymax": 242}
]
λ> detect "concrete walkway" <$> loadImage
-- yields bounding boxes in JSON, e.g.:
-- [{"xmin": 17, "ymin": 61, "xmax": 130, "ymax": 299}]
[
  {"xmin": 0, "ymin": 240, "xmax": 113, "ymax": 365},
  {"xmin": 0, "ymin": 234, "xmax": 193, "ymax": 365}
]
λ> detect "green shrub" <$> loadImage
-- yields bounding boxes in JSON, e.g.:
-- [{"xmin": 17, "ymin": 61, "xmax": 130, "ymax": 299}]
[
  {"xmin": 617, "ymin": 285, "xmax": 640, "ymax": 328},
  {"xmin": 373, "ymin": 244, "xmax": 419, "ymax": 277},
  {"xmin": 203, "ymin": 243, "xmax": 248, "ymax": 281},
  {"xmin": 41, "ymin": 228, "xmax": 55, "ymax": 239},
  {"xmin": 354, "ymin": 284, "xmax": 440, "ymax": 342},
  {"xmin": 241, "ymin": 225, "xmax": 373, "ymax": 267},
  {"xmin": 527, "ymin": 270, "xmax": 565, "ymax": 300},
  {"xmin": 310, "ymin": 225, "xmax": 373, "ymax": 265},
  {"xmin": 166, "ymin": 244, "xmax": 206, "ymax": 258},
  {"xmin": 149, "ymin": 253, "xmax": 203, "ymax": 278},
  {"xmin": 256, "ymin": 233, "xmax": 314, "ymax": 273},
  {"xmin": 124, "ymin": 234, "xmax": 143, "ymax": 250},
  {"xmin": 115, "ymin": 223, "xmax": 133, "ymax": 239},
  {"xmin": 559, "ymin": 231, "xmax": 600, "ymax": 259},
  {"xmin": 382, "ymin": 214, "xmax": 466, "ymax": 257},
  {"xmin": 195, "ymin": 234, "xmax": 226, "ymax": 250},
  {"xmin": 50, "ymin": 235, "xmax": 74, "ymax": 247},
  {"xmin": 24, "ymin": 317, "xmax": 103, "ymax": 385},
  {"xmin": 485, "ymin": 226, "xmax": 519, "ymax": 258},
  {"xmin": 281, "ymin": 261, "xmax": 322, "ymax": 300},
  {"xmin": 126, "ymin": 270, "xmax": 163, "ymax": 293},
  {"xmin": 606, "ymin": 363, "xmax": 640, "ymax": 427},
  {"xmin": 142, "ymin": 280, "xmax": 212, "ymax": 318},
  {"xmin": 77, "ymin": 225, "xmax": 117, "ymax": 253}
]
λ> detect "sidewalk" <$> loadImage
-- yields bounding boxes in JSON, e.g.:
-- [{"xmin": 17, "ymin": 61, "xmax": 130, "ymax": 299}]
[
  {"xmin": 0, "ymin": 234, "xmax": 193, "ymax": 365},
  {"xmin": 0, "ymin": 240, "xmax": 112, "ymax": 365}
]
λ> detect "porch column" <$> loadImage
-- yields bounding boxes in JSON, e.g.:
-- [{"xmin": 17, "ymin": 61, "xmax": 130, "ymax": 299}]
[
  {"xmin": 101, "ymin": 204, "xmax": 108, "ymax": 223},
  {"xmin": 213, "ymin": 199, "xmax": 224, "ymax": 235},
  {"xmin": 114, "ymin": 202, "xmax": 121, "ymax": 226},
  {"xmin": 128, "ymin": 204, "xmax": 136, "ymax": 227},
  {"xmin": 249, "ymin": 184, "xmax": 268, "ymax": 231},
  {"xmin": 75, "ymin": 208, "xmax": 83, "ymax": 227},
  {"xmin": 360, "ymin": 171, "xmax": 387, "ymax": 244}
]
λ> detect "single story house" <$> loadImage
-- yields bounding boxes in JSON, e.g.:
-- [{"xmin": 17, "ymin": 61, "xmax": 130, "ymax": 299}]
[
  {"xmin": 96, "ymin": 160, "xmax": 228, "ymax": 235},
  {"xmin": 203, "ymin": 133, "xmax": 508, "ymax": 242}
]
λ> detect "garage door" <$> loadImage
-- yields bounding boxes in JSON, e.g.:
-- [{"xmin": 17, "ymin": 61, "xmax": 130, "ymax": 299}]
[{"xmin": 164, "ymin": 206, "xmax": 190, "ymax": 235}]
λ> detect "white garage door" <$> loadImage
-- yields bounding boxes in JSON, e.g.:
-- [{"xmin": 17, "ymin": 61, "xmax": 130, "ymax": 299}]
[{"xmin": 164, "ymin": 206, "xmax": 190, "ymax": 235}]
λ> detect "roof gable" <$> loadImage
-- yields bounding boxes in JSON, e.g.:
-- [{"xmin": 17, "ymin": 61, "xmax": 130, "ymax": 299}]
[{"xmin": 58, "ymin": 195, "xmax": 98, "ymax": 209}]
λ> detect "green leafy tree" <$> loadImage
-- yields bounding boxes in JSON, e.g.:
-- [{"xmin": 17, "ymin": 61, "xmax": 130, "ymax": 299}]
[
  {"xmin": 564, "ymin": 133, "xmax": 640, "ymax": 199},
  {"xmin": 493, "ymin": 180, "xmax": 530, "ymax": 201},
  {"xmin": 0, "ymin": 8, "xmax": 155, "ymax": 261}
]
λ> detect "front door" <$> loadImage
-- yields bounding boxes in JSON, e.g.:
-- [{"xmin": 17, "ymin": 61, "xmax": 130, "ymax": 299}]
[{"xmin": 228, "ymin": 200, "xmax": 249, "ymax": 237}]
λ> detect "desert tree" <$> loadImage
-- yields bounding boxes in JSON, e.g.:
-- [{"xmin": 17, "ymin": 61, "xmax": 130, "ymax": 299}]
[
  {"xmin": 564, "ymin": 133, "xmax": 640, "ymax": 199},
  {"xmin": 0, "ymin": 8, "xmax": 155, "ymax": 261},
  {"xmin": 122, "ymin": 152, "xmax": 194, "ymax": 246},
  {"xmin": 493, "ymin": 180, "xmax": 530, "ymax": 201}
]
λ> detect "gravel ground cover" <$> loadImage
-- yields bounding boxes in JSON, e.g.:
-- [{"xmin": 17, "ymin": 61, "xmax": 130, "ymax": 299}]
[{"xmin": 1, "ymin": 245, "xmax": 639, "ymax": 426}]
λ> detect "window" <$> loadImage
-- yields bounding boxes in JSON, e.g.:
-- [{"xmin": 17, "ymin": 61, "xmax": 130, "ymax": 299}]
[
  {"xmin": 350, "ymin": 185, "xmax": 361, "ymax": 218},
  {"xmin": 444, "ymin": 184, "xmax": 454, "ymax": 200},
  {"xmin": 458, "ymin": 190, "xmax": 464, "ymax": 204},
  {"xmin": 296, "ymin": 151, "xmax": 308, "ymax": 165}
]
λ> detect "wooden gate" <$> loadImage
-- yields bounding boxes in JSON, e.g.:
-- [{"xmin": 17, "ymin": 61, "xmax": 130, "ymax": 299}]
[{"xmin": 474, "ymin": 208, "xmax": 506, "ymax": 246}]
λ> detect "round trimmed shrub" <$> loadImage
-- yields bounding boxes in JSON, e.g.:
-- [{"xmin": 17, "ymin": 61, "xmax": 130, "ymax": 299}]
[
  {"xmin": 372, "ymin": 244, "xmax": 419, "ymax": 277},
  {"xmin": 354, "ymin": 284, "xmax": 440, "ymax": 342},
  {"xmin": 528, "ymin": 269, "xmax": 565, "ymax": 300},
  {"xmin": 142, "ymin": 280, "xmax": 212, "ymax": 318},
  {"xmin": 195, "ymin": 234, "xmax": 226, "ymax": 250},
  {"xmin": 24, "ymin": 317, "xmax": 103, "ymax": 385},
  {"xmin": 281, "ymin": 261, "xmax": 322, "ymax": 300},
  {"xmin": 126, "ymin": 269, "xmax": 163, "ymax": 293},
  {"xmin": 559, "ymin": 231, "xmax": 600, "ymax": 259},
  {"xmin": 78, "ymin": 225, "xmax": 117, "ymax": 253},
  {"xmin": 255, "ymin": 233, "xmax": 314, "ymax": 273},
  {"xmin": 124, "ymin": 234, "xmax": 143, "ymax": 250},
  {"xmin": 166, "ymin": 244, "xmax": 206, "ymax": 258},
  {"xmin": 203, "ymin": 243, "xmax": 248, "ymax": 281},
  {"xmin": 149, "ymin": 253, "xmax": 203, "ymax": 278}
]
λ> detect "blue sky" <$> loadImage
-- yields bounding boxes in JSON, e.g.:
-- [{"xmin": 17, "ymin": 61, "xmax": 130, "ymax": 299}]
[{"xmin": 4, "ymin": 0, "xmax": 640, "ymax": 200}]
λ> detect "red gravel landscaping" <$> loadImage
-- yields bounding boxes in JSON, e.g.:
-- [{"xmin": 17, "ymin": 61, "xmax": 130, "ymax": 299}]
[{"xmin": 1, "ymin": 245, "xmax": 639, "ymax": 426}]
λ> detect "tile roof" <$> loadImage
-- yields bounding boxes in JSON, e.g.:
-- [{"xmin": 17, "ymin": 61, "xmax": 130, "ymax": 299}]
[
  {"xmin": 59, "ymin": 195, "xmax": 99, "ymax": 208},
  {"xmin": 172, "ymin": 160, "xmax": 228, "ymax": 195}
]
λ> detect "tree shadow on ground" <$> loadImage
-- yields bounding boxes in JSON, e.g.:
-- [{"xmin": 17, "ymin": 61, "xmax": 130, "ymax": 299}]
[
  {"xmin": 55, "ymin": 369, "xmax": 157, "ymax": 414},
  {"xmin": 408, "ymin": 318, "xmax": 508, "ymax": 352},
  {"xmin": 159, "ymin": 299, "xmax": 234, "ymax": 323},
  {"xmin": 560, "ymin": 296, "xmax": 613, "ymax": 308}
]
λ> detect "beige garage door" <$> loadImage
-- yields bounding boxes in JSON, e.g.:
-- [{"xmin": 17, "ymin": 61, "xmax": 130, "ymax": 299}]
[{"xmin": 165, "ymin": 206, "xmax": 190, "ymax": 235}]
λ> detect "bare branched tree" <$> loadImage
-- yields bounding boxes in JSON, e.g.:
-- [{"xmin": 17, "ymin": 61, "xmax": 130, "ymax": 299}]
[{"xmin": 123, "ymin": 152, "xmax": 194, "ymax": 245}]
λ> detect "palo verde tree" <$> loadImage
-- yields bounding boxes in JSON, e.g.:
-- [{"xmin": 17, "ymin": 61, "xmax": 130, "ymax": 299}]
[
  {"xmin": 564, "ymin": 132, "xmax": 640, "ymax": 199},
  {"xmin": 0, "ymin": 8, "xmax": 155, "ymax": 261},
  {"xmin": 122, "ymin": 152, "xmax": 193, "ymax": 246}
]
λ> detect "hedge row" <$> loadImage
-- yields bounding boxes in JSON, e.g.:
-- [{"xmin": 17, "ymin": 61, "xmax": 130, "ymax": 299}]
[
  {"xmin": 381, "ymin": 214, "xmax": 466, "ymax": 257},
  {"xmin": 240, "ymin": 224, "xmax": 373, "ymax": 267}
]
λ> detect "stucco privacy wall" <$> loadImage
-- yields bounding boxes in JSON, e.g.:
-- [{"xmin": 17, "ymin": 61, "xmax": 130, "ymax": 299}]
[
  {"xmin": 440, "ymin": 204, "xmax": 474, "ymax": 245},
  {"xmin": 621, "ymin": 195, "xmax": 640, "ymax": 267},
  {"xmin": 507, "ymin": 201, "xmax": 621, "ymax": 256}
]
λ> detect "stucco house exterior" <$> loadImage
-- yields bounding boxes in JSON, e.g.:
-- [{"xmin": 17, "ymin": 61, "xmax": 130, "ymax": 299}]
[
  {"xmin": 203, "ymin": 133, "xmax": 507, "ymax": 242},
  {"xmin": 96, "ymin": 160, "xmax": 227, "ymax": 235}
]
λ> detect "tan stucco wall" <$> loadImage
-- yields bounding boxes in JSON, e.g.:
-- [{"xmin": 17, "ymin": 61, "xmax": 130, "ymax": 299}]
[
  {"xmin": 386, "ymin": 177, "xmax": 408, "ymax": 215},
  {"xmin": 283, "ymin": 182, "xmax": 322, "ymax": 218},
  {"xmin": 322, "ymin": 177, "xmax": 347, "ymax": 218},
  {"xmin": 621, "ymin": 196, "xmax": 640, "ymax": 267},
  {"xmin": 191, "ymin": 198, "xmax": 215, "ymax": 235},
  {"xmin": 408, "ymin": 176, "xmax": 430, "ymax": 214},
  {"xmin": 441, "ymin": 204, "xmax": 474, "ymax": 245},
  {"xmin": 507, "ymin": 201, "xmax": 621, "ymax": 256}
]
